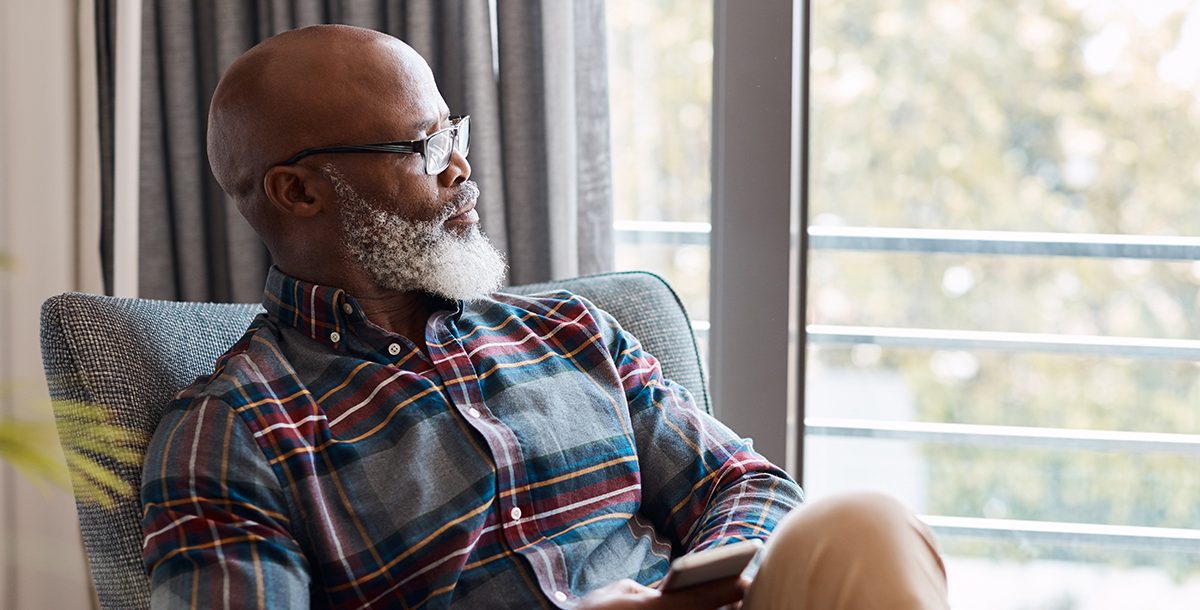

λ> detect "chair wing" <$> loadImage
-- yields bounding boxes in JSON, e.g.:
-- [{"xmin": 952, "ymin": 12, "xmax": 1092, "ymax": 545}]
[
  {"xmin": 40, "ymin": 294, "xmax": 262, "ymax": 610},
  {"xmin": 38, "ymin": 270, "xmax": 705, "ymax": 610},
  {"xmin": 507, "ymin": 271, "xmax": 709, "ymax": 414}
]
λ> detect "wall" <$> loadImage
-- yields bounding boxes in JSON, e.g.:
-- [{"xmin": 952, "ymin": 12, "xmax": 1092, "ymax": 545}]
[{"xmin": 0, "ymin": 0, "xmax": 102, "ymax": 606}]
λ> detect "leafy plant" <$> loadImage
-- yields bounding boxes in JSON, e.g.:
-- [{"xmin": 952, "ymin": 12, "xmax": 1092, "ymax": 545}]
[
  {"xmin": 0, "ymin": 408, "xmax": 70, "ymax": 489},
  {"xmin": 0, "ymin": 254, "xmax": 141, "ymax": 509},
  {"xmin": 0, "ymin": 394, "xmax": 143, "ymax": 511},
  {"xmin": 52, "ymin": 399, "xmax": 144, "ymax": 509}
]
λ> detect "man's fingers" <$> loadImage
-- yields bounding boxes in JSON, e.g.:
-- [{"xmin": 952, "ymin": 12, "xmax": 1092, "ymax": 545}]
[
  {"xmin": 577, "ymin": 579, "xmax": 663, "ymax": 609},
  {"xmin": 615, "ymin": 578, "xmax": 656, "ymax": 596}
]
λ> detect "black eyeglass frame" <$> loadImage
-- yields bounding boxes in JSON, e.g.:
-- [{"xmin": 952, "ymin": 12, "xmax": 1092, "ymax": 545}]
[{"xmin": 276, "ymin": 115, "xmax": 470, "ymax": 175}]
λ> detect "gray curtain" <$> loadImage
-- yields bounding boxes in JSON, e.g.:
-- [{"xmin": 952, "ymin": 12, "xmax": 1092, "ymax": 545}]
[{"xmin": 127, "ymin": 0, "xmax": 612, "ymax": 302}]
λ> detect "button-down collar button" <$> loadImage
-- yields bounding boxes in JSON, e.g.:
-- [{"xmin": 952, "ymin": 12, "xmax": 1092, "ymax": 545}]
[
  {"xmin": 388, "ymin": 343, "xmax": 402, "ymax": 356},
  {"xmin": 554, "ymin": 591, "xmax": 568, "ymax": 603},
  {"xmin": 510, "ymin": 506, "xmax": 522, "ymax": 521},
  {"xmin": 330, "ymin": 331, "xmax": 341, "ymax": 343},
  {"xmin": 342, "ymin": 303, "xmax": 353, "ymax": 315},
  {"xmin": 468, "ymin": 408, "xmax": 482, "ymax": 418}
]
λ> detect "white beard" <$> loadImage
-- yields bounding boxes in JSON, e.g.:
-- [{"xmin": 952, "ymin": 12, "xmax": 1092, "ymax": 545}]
[{"xmin": 329, "ymin": 168, "xmax": 508, "ymax": 301}]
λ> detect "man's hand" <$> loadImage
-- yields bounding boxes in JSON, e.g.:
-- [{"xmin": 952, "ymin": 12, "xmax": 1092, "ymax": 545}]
[{"xmin": 576, "ymin": 577, "xmax": 746, "ymax": 610}]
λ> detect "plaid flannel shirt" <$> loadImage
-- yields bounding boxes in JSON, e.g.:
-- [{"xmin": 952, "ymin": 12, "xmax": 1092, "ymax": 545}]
[{"xmin": 141, "ymin": 266, "xmax": 803, "ymax": 609}]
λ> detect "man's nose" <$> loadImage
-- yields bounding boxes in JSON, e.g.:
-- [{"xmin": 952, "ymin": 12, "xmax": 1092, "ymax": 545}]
[{"xmin": 439, "ymin": 149, "xmax": 471, "ymax": 186}]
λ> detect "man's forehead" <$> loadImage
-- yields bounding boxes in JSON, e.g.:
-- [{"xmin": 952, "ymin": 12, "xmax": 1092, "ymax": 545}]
[
  {"xmin": 351, "ymin": 47, "xmax": 449, "ymax": 135},
  {"xmin": 287, "ymin": 42, "xmax": 448, "ymax": 140}
]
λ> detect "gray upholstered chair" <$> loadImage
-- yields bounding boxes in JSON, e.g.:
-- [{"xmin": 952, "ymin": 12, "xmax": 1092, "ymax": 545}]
[{"xmin": 39, "ymin": 271, "xmax": 708, "ymax": 610}]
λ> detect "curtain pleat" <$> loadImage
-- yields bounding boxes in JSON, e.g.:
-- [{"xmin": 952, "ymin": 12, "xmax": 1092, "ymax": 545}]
[
  {"xmin": 571, "ymin": 0, "xmax": 614, "ymax": 278},
  {"xmin": 116, "ymin": 0, "xmax": 612, "ymax": 303},
  {"xmin": 96, "ymin": 1, "xmax": 116, "ymax": 295}
]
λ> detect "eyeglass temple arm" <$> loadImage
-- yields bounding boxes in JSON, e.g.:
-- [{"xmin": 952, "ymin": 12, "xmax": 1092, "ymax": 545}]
[{"xmin": 279, "ymin": 143, "xmax": 422, "ymax": 165}]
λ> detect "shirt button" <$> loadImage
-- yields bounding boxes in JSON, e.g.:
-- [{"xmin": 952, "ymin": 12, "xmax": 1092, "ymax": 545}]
[
  {"xmin": 554, "ymin": 591, "xmax": 568, "ymax": 602},
  {"xmin": 329, "ymin": 331, "xmax": 341, "ymax": 343},
  {"xmin": 388, "ymin": 343, "xmax": 402, "ymax": 356},
  {"xmin": 342, "ymin": 303, "xmax": 353, "ymax": 314},
  {"xmin": 510, "ymin": 506, "xmax": 522, "ymax": 521},
  {"xmin": 468, "ymin": 408, "xmax": 481, "ymax": 418}
]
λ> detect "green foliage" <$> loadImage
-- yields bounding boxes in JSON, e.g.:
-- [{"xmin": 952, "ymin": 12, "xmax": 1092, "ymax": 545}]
[
  {"xmin": 0, "ymin": 255, "xmax": 141, "ymax": 509},
  {"xmin": 0, "ymin": 397, "xmax": 143, "ymax": 510},
  {"xmin": 55, "ymin": 400, "xmax": 144, "ymax": 509},
  {"xmin": 608, "ymin": 0, "xmax": 713, "ymax": 225},
  {"xmin": 0, "ymin": 417, "xmax": 70, "ymax": 489}
]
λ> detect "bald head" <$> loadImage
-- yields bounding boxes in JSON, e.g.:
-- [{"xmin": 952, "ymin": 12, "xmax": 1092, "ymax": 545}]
[{"xmin": 207, "ymin": 25, "xmax": 444, "ymax": 232}]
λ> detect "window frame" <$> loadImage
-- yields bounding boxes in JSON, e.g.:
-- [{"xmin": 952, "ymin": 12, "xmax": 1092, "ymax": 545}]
[
  {"xmin": 709, "ymin": 0, "xmax": 808, "ymax": 476},
  {"xmin": 710, "ymin": 0, "xmax": 1200, "ymax": 561}
]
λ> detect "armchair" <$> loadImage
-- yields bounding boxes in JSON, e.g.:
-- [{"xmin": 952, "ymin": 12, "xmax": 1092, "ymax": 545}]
[{"xmin": 39, "ymin": 271, "xmax": 708, "ymax": 610}]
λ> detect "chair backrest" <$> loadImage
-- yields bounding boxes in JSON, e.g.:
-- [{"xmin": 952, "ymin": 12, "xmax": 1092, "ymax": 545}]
[{"xmin": 39, "ymin": 270, "xmax": 707, "ymax": 610}]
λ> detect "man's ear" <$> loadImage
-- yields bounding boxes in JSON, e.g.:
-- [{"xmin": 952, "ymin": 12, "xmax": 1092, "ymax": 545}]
[{"xmin": 262, "ymin": 165, "xmax": 333, "ymax": 218}]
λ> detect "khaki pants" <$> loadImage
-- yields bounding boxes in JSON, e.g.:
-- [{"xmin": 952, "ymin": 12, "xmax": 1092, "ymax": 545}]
[{"xmin": 742, "ymin": 492, "xmax": 950, "ymax": 610}]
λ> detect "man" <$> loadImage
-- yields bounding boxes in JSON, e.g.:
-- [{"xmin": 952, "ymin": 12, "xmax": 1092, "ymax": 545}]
[{"xmin": 141, "ymin": 24, "xmax": 949, "ymax": 609}]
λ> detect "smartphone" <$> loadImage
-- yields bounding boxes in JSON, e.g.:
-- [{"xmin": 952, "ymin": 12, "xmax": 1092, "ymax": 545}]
[{"xmin": 657, "ymin": 539, "xmax": 764, "ymax": 592}]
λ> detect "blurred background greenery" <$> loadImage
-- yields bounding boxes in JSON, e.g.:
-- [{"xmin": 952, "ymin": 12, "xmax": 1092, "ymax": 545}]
[{"xmin": 807, "ymin": 0, "xmax": 1200, "ymax": 562}]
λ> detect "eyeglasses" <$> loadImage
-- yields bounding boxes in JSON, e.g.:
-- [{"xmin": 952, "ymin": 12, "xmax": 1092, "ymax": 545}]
[{"xmin": 277, "ymin": 115, "xmax": 471, "ymax": 175}]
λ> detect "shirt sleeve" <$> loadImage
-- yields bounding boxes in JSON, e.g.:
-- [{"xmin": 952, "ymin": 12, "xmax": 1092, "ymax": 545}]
[
  {"xmin": 585, "ymin": 299, "xmax": 805, "ymax": 554},
  {"xmin": 141, "ymin": 395, "xmax": 310, "ymax": 609}
]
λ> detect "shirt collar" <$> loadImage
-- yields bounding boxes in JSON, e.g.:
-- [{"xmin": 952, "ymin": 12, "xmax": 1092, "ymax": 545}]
[
  {"xmin": 262, "ymin": 266, "xmax": 356, "ymax": 349},
  {"xmin": 261, "ymin": 265, "xmax": 465, "ymax": 352}
]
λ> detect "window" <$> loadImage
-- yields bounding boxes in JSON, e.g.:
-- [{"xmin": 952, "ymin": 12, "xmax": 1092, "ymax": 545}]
[
  {"xmin": 611, "ymin": 1, "xmax": 1200, "ymax": 603},
  {"xmin": 805, "ymin": 0, "xmax": 1200, "ymax": 606},
  {"xmin": 607, "ymin": 0, "xmax": 714, "ymax": 363}
]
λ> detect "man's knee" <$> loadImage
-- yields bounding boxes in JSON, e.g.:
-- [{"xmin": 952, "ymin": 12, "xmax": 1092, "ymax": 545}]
[
  {"xmin": 763, "ymin": 490, "xmax": 946, "ymax": 588},
  {"xmin": 770, "ymin": 490, "xmax": 917, "ymax": 551},
  {"xmin": 745, "ymin": 492, "xmax": 949, "ymax": 610}
]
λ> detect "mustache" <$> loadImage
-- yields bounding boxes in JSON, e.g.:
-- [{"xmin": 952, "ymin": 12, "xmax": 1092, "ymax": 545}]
[{"xmin": 438, "ymin": 180, "xmax": 480, "ymax": 221}]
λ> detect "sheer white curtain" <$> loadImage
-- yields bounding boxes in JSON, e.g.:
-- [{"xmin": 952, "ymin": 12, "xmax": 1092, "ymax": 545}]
[{"xmin": 0, "ymin": 0, "xmax": 103, "ymax": 606}]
